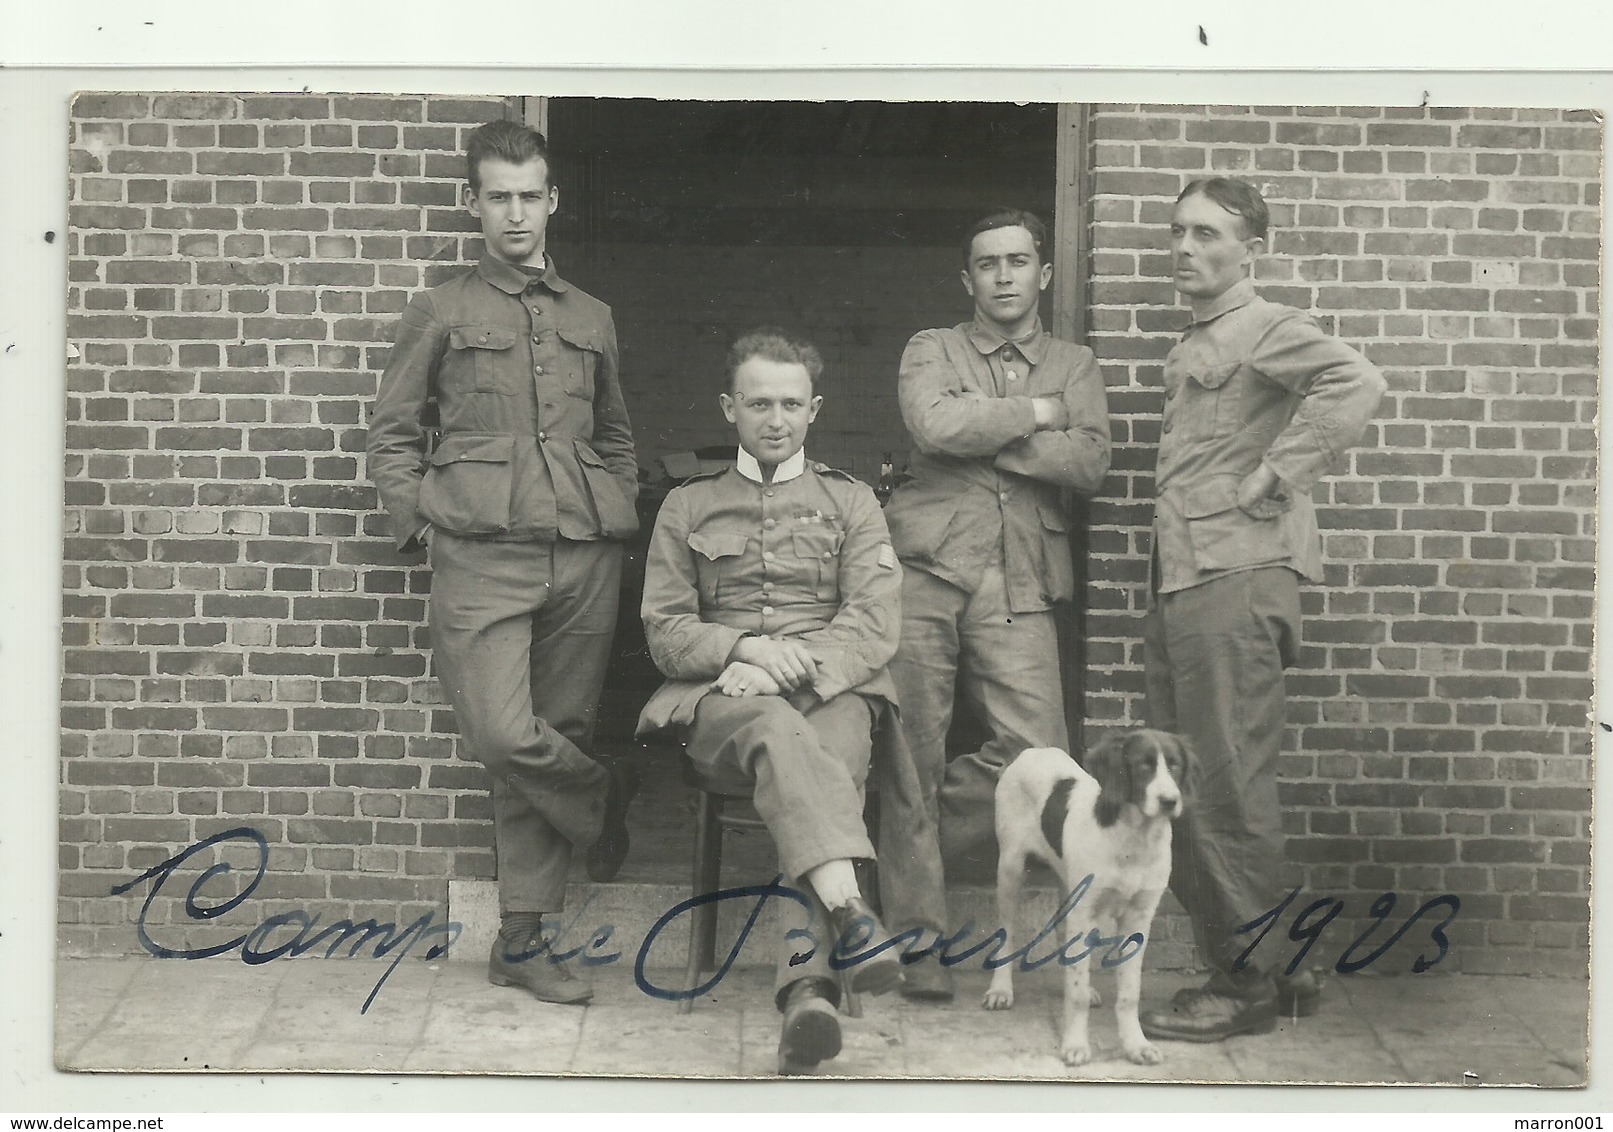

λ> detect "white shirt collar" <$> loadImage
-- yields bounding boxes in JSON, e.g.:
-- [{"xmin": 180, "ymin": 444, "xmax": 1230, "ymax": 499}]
[{"xmin": 735, "ymin": 447, "xmax": 807, "ymax": 485}]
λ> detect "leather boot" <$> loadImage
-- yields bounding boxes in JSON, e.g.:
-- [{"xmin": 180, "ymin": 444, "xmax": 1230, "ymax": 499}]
[
  {"xmin": 897, "ymin": 951, "xmax": 956, "ymax": 1003},
  {"xmin": 487, "ymin": 933, "xmax": 594, "ymax": 1005},
  {"xmin": 1198, "ymin": 967, "xmax": 1323, "ymax": 1018},
  {"xmin": 777, "ymin": 976, "xmax": 842, "ymax": 1075},
  {"xmin": 1141, "ymin": 968, "xmax": 1276, "ymax": 1043},
  {"xmin": 827, "ymin": 897, "xmax": 902, "ymax": 996}
]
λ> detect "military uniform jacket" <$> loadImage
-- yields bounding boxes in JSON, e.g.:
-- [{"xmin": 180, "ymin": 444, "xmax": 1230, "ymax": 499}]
[
  {"xmin": 884, "ymin": 321, "xmax": 1111, "ymax": 613},
  {"xmin": 1153, "ymin": 278, "xmax": 1387, "ymax": 596},
  {"xmin": 367, "ymin": 255, "xmax": 639, "ymax": 550},
  {"xmin": 636, "ymin": 455, "xmax": 900, "ymax": 736}
]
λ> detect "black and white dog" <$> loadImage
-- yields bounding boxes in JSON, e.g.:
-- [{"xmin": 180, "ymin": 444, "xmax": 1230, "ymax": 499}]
[{"xmin": 982, "ymin": 729, "xmax": 1191, "ymax": 1066}]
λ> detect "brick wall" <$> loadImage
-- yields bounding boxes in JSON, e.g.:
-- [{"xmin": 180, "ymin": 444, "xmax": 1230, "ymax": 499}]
[
  {"xmin": 61, "ymin": 92, "xmax": 518, "ymax": 954},
  {"xmin": 1083, "ymin": 105, "xmax": 1599, "ymax": 975}
]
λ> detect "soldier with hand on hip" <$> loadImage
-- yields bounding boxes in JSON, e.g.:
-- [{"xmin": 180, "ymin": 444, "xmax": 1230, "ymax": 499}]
[{"xmin": 1139, "ymin": 177, "xmax": 1386, "ymax": 1044}]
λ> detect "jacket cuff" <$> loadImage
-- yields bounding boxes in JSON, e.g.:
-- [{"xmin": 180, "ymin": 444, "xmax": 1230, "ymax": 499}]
[
  {"xmin": 396, "ymin": 522, "xmax": 429, "ymax": 552},
  {"xmin": 677, "ymin": 625, "xmax": 749, "ymax": 680}
]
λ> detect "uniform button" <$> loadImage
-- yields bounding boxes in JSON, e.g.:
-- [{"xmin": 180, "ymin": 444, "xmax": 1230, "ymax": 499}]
[
  {"xmin": 1162, "ymin": 421, "xmax": 1173, "ymax": 433},
  {"xmin": 763, "ymin": 551, "xmax": 775, "ymax": 562},
  {"xmin": 762, "ymin": 605, "xmax": 774, "ymax": 616},
  {"xmin": 1165, "ymin": 387, "xmax": 1175, "ymax": 400},
  {"xmin": 764, "ymin": 489, "xmax": 775, "ymax": 498},
  {"xmin": 762, "ymin": 582, "xmax": 774, "ymax": 593},
  {"xmin": 822, "ymin": 551, "xmax": 833, "ymax": 560},
  {"xmin": 1002, "ymin": 347, "xmax": 1015, "ymax": 360},
  {"xmin": 999, "ymin": 491, "xmax": 1009, "ymax": 503},
  {"xmin": 1006, "ymin": 370, "xmax": 1019, "ymax": 382},
  {"xmin": 531, "ymin": 335, "xmax": 540, "ymax": 343},
  {"xmin": 534, "ymin": 365, "xmax": 545, "ymax": 374},
  {"xmin": 538, "ymin": 431, "xmax": 547, "ymax": 442},
  {"xmin": 763, "ymin": 518, "xmax": 777, "ymax": 529}
]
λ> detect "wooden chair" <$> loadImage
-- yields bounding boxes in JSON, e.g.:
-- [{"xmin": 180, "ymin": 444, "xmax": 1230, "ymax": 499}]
[{"xmin": 677, "ymin": 749, "xmax": 880, "ymax": 1016}]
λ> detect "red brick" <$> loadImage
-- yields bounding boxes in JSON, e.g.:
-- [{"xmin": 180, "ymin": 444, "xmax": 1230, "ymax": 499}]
[
  {"xmin": 424, "ymin": 99, "xmax": 510, "ymax": 124},
  {"xmin": 1457, "ymin": 124, "xmax": 1542, "ymax": 149},
  {"xmin": 1404, "ymin": 179, "xmax": 1490, "ymax": 202},
  {"xmin": 240, "ymin": 96, "xmax": 333, "ymax": 120},
  {"xmin": 1366, "ymin": 122, "xmax": 1453, "ymax": 146},
  {"xmin": 74, "ymin": 94, "xmax": 153, "ymax": 119},
  {"xmin": 151, "ymin": 95, "xmax": 238, "ymax": 120},
  {"xmin": 242, "ymin": 207, "xmax": 330, "ymax": 232},
  {"xmin": 335, "ymin": 97, "xmax": 425, "ymax": 123},
  {"xmin": 148, "ymin": 207, "xmax": 239, "ymax": 231},
  {"xmin": 290, "ymin": 152, "xmax": 378, "ymax": 178}
]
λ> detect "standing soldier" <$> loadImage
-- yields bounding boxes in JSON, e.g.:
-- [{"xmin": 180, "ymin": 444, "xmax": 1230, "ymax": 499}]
[
  {"xmin": 367, "ymin": 120, "xmax": 639, "ymax": 1007},
  {"xmin": 885, "ymin": 209, "xmax": 1111, "ymax": 1000},
  {"xmin": 1139, "ymin": 177, "xmax": 1387, "ymax": 1042}
]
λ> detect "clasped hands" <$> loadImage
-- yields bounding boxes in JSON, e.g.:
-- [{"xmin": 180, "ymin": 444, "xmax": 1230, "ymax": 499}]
[{"xmin": 715, "ymin": 636, "xmax": 819, "ymax": 698}]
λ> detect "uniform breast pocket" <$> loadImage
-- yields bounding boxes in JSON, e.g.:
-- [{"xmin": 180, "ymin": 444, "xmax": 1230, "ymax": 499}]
[
  {"xmin": 448, "ymin": 325, "xmax": 521, "ymax": 395},
  {"xmin": 687, "ymin": 530, "xmax": 749, "ymax": 606},
  {"xmin": 1183, "ymin": 360, "xmax": 1244, "ymax": 441},
  {"xmin": 555, "ymin": 325, "xmax": 601, "ymax": 402},
  {"xmin": 790, "ymin": 525, "xmax": 845, "ymax": 602}
]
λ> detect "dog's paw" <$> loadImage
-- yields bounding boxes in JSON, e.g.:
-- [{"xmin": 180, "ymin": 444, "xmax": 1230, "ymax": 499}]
[
  {"xmin": 1087, "ymin": 986, "xmax": 1102, "ymax": 1008},
  {"xmin": 981, "ymin": 985, "xmax": 1015, "ymax": 1011},
  {"xmin": 1124, "ymin": 1041, "xmax": 1163, "ymax": 1066},
  {"xmin": 1059, "ymin": 1040, "xmax": 1093, "ymax": 1067}
]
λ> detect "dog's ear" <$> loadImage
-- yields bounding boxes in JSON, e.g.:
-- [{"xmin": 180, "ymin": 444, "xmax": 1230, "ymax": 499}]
[
  {"xmin": 1086, "ymin": 731, "xmax": 1133, "ymax": 828},
  {"xmin": 1163, "ymin": 732, "xmax": 1194, "ymax": 797}
]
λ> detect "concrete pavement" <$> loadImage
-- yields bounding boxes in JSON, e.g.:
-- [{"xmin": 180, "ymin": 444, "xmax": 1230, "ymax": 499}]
[{"xmin": 54, "ymin": 956, "xmax": 1587, "ymax": 1086}]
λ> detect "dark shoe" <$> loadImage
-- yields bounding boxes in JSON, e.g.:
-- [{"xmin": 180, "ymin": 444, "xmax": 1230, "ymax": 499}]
[
  {"xmin": 777, "ymin": 977, "xmax": 842, "ymax": 1075},
  {"xmin": 1199, "ymin": 968, "xmax": 1324, "ymax": 1018},
  {"xmin": 487, "ymin": 937, "xmax": 594, "ymax": 1005},
  {"xmin": 1143, "ymin": 980, "xmax": 1277, "ymax": 1043},
  {"xmin": 827, "ymin": 897, "xmax": 902, "ymax": 996},
  {"xmin": 586, "ymin": 756, "xmax": 639, "ymax": 883},
  {"xmin": 898, "ymin": 953, "xmax": 956, "ymax": 1003}
]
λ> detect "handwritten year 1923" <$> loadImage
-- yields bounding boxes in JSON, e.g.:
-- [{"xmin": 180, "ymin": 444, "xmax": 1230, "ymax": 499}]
[{"xmin": 1231, "ymin": 886, "xmax": 1461, "ymax": 976}]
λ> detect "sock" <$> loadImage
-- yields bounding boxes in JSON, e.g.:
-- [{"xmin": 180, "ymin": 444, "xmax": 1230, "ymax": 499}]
[
  {"xmin": 804, "ymin": 859, "xmax": 862, "ymax": 911},
  {"xmin": 499, "ymin": 911, "xmax": 544, "ymax": 945}
]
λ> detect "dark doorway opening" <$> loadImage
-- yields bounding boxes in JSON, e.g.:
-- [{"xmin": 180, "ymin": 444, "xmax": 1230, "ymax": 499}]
[
  {"xmin": 544, "ymin": 99, "xmax": 1076, "ymax": 761},
  {"xmin": 547, "ymin": 98, "xmax": 1058, "ymax": 483}
]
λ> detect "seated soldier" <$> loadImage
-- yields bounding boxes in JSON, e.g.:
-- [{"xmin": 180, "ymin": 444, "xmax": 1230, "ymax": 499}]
[{"xmin": 637, "ymin": 327, "xmax": 947, "ymax": 1075}]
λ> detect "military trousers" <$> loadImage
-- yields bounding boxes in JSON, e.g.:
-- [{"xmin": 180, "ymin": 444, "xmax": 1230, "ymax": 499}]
[
  {"xmin": 684, "ymin": 691, "xmax": 877, "ymax": 1006},
  {"xmin": 429, "ymin": 531, "xmax": 622, "ymax": 914},
  {"xmin": 1143, "ymin": 565, "xmax": 1302, "ymax": 976},
  {"xmin": 889, "ymin": 562, "xmax": 1068, "ymax": 871}
]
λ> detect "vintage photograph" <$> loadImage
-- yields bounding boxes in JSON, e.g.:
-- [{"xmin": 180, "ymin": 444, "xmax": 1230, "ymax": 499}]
[{"xmin": 53, "ymin": 91, "xmax": 1595, "ymax": 1084}]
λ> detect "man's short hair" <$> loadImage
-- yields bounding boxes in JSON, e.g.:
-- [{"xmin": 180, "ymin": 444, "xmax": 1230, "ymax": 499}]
[
  {"xmin": 465, "ymin": 120, "xmax": 554, "ymax": 193},
  {"xmin": 1177, "ymin": 177, "xmax": 1269, "ymax": 241},
  {"xmin": 724, "ymin": 327, "xmax": 824, "ymax": 393},
  {"xmin": 962, "ymin": 208, "xmax": 1050, "ymax": 266}
]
